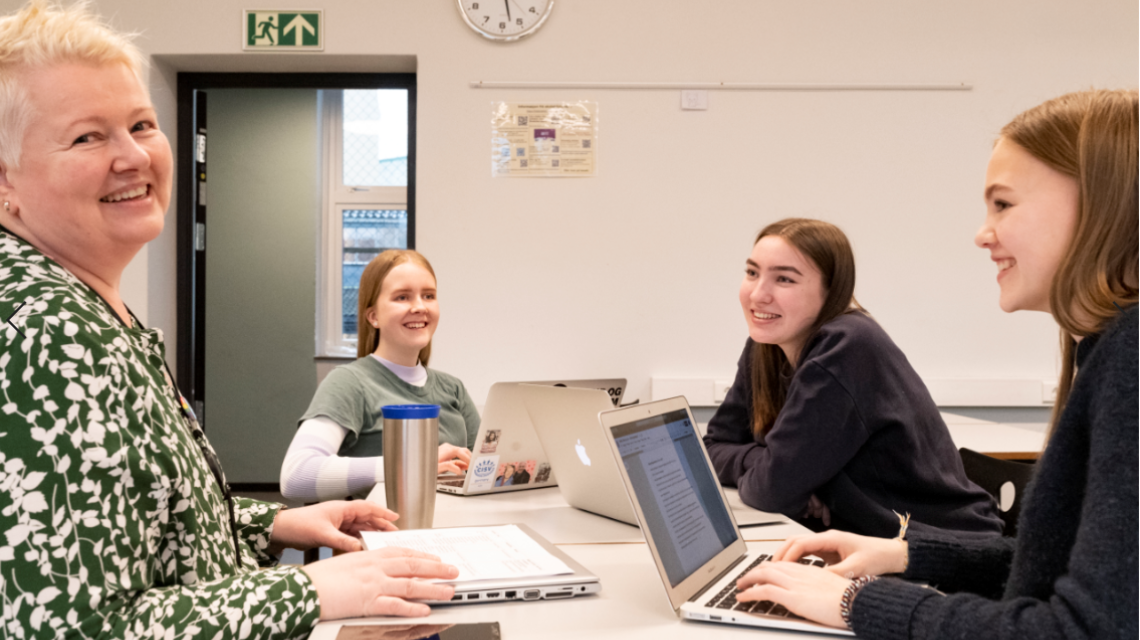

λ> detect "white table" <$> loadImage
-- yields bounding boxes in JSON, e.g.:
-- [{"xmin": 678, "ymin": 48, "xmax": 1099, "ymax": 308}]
[
  {"xmin": 310, "ymin": 541, "xmax": 816, "ymax": 639},
  {"xmin": 366, "ymin": 485, "xmax": 809, "ymax": 543},
  {"xmin": 944, "ymin": 422, "xmax": 1046, "ymax": 460},
  {"xmin": 696, "ymin": 419, "xmax": 1047, "ymax": 461}
]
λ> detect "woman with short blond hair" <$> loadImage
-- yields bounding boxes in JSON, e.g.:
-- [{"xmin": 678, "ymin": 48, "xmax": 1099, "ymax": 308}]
[{"xmin": 0, "ymin": 2, "xmax": 458, "ymax": 636}]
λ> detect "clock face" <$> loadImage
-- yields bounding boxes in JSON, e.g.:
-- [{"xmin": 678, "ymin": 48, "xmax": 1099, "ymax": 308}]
[{"xmin": 457, "ymin": 0, "xmax": 554, "ymax": 41}]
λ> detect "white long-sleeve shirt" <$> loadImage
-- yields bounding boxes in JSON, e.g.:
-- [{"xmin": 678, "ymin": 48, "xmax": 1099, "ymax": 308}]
[{"xmin": 279, "ymin": 356, "xmax": 426, "ymax": 502}]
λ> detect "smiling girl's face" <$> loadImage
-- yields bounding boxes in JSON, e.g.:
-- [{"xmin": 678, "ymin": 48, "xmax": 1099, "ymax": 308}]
[
  {"xmin": 738, "ymin": 235, "xmax": 827, "ymax": 364},
  {"xmin": 367, "ymin": 261, "xmax": 439, "ymax": 366},
  {"xmin": 976, "ymin": 138, "xmax": 1079, "ymax": 314}
]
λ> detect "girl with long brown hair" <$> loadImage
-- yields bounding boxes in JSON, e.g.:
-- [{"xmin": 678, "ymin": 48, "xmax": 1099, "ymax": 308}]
[
  {"xmin": 734, "ymin": 89, "xmax": 1138, "ymax": 638},
  {"xmin": 704, "ymin": 218, "xmax": 1001, "ymax": 538},
  {"xmin": 281, "ymin": 249, "xmax": 479, "ymax": 502}
]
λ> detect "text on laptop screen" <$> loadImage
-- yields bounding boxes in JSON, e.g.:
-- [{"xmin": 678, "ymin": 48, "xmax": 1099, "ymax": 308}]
[{"xmin": 612, "ymin": 409, "xmax": 737, "ymax": 586}]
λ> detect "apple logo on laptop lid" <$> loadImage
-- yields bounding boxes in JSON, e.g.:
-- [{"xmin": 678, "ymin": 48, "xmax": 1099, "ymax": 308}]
[{"xmin": 575, "ymin": 439, "xmax": 591, "ymax": 466}]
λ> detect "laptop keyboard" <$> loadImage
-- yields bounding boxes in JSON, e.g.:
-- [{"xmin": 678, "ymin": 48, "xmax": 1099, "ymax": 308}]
[
  {"xmin": 438, "ymin": 478, "xmax": 465, "ymax": 487},
  {"xmin": 703, "ymin": 555, "xmax": 826, "ymax": 617}
]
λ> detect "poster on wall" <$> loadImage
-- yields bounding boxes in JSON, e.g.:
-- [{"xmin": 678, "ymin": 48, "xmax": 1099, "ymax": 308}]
[{"xmin": 491, "ymin": 102, "xmax": 597, "ymax": 177}]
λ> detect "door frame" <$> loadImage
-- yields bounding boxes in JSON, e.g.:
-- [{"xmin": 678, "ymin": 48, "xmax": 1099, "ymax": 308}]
[{"xmin": 175, "ymin": 72, "xmax": 417, "ymax": 428}]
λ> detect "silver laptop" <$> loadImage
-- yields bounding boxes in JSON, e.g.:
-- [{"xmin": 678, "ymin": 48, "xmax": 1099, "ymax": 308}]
[
  {"xmin": 518, "ymin": 379, "xmax": 626, "ymax": 408},
  {"xmin": 598, "ymin": 397, "xmax": 853, "ymax": 636},
  {"xmin": 520, "ymin": 384, "xmax": 641, "ymax": 525},
  {"xmin": 413, "ymin": 523, "xmax": 602, "ymax": 605},
  {"xmin": 523, "ymin": 385, "xmax": 783, "ymax": 528},
  {"xmin": 438, "ymin": 380, "xmax": 626, "ymax": 496}
]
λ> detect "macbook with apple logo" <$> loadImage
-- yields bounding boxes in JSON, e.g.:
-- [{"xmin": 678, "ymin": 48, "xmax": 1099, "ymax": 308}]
[
  {"xmin": 520, "ymin": 384, "xmax": 642, "ymax": 525},
  {"xmin": 521, "ymin": 384, "xmax": 787, "ymax": 529}
]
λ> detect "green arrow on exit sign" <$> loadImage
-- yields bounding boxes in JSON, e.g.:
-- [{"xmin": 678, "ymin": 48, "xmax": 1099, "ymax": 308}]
[{"xmin": 244, "ymin": 10, "xmax": 323, "ymax": 50}]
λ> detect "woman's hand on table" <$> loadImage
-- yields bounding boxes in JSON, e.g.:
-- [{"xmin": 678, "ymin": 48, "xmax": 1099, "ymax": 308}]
[
  {"xmin": 302, "ymin": 547, "xmax": 460, "ymax": 619},
  {"xmin": 736, "ymin": 561, "xmax": 849, "ymax": 629},
  {"xmin": 437, "ymin": 444, "xmax": 471, "ymax": 475},
  {"xmin": 271, "ymin": 500, "xmax": 400, "ymax": 553},
  {"xmin": 773, "ymin": 530, "xmax": 908, "ymax": 578}
]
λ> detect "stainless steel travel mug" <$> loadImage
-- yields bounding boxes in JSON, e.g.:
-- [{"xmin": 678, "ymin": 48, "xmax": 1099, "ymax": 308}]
[{"xmin": 382, "ymin": 404, "xmax": 440, "ymax": 530}]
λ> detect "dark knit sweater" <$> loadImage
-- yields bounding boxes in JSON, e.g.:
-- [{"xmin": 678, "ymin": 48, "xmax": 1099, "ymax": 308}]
[
  {"xmin": 704, "ymin": 312, "xmax": 1002, "ymax": 538},
  {"xmin": 851, "ymin": 305, "xmax": 1139, "ymax": 640}
]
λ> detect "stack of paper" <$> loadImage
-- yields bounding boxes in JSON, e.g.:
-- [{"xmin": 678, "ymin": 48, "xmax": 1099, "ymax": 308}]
[{"xmin": 361, "ymin": 524, "xmax": 573, "ymax": 583}]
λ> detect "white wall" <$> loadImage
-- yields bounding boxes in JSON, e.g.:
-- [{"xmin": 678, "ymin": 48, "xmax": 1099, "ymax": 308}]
[{"xmin": 13, "ymin": 0, "xmax": 1136, "ymax": 406}]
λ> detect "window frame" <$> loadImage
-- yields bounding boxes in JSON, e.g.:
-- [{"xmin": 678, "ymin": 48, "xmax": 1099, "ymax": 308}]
[{"xmin": 317, "ymin": 85, "xmax": 416, "ymax": 358}]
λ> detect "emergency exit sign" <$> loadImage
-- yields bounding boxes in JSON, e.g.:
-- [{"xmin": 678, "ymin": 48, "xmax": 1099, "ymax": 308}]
[{"xmin": 243, "ymin": 10, "xmax": 323, "ymax": 51}]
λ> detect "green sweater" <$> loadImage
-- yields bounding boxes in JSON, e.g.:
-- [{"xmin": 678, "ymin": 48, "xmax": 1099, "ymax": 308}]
[
  {"xmin": 0, "ymin": 229, "xmax": 319, "ymax": 639},
  {"xmin": 300, "ymin": 356, "xmax": 480, "ymax": 457}
]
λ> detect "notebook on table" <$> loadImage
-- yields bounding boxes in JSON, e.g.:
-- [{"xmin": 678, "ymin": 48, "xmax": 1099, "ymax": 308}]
[
  {"xmin": 437, "ymin": 379, "xmax": 626, "ymax": 496},
  {"xmin": 597, "ymin": 396, "xmax": 853, "ymax": 636},
  {"xmin": 361, "ymin": 523, "xmax": 600, "ymax": 604}
]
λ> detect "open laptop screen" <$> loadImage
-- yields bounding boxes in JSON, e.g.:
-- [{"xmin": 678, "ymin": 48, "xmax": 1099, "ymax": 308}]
[{"xmin": 611, "ymin": 409, "xmax": 737, "ymax": 586}]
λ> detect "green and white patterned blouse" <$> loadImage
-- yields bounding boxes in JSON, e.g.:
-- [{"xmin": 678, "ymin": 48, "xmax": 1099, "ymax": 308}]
[{"xmin": 0, "ymin": 230, "xmax": 320, "ymax": 639}]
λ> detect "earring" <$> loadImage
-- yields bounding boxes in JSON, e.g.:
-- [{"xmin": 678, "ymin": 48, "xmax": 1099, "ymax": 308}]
[{"xmin": 3, "ymin": 201, "xmax": 8, "ymax": 212}]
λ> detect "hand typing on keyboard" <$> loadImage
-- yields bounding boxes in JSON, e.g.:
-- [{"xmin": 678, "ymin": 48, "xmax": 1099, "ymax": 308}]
[
  {"xmin": 438, "ymin": 444, "xmax": 472, "ymax": 475},
  {"xmin": 705, "ymin": 556, "xmax": 827, "ymax": 619},
  {"xmin": 734, "ymin": 559, "xmax": 850, "ymax": 629},
  {"xmin": 773, "ymin": 530, "xmax": 909, "ymax": 578}
]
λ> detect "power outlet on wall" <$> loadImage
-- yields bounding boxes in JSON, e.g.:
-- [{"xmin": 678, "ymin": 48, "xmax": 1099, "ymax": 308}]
[
  {"xmin": 714, "ymin": 380, "xmax": 732, "ymax": 404},
  {"xmin": 681, "ymin": 90, "xmax": 708, "ymax": 110}
]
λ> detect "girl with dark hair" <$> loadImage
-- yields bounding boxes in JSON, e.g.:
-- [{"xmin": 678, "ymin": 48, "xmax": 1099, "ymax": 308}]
[
  {"xmin": 704, "ymin": 218, "xmax": 1002, "ymax": 538},
  {"xmin": 280, "ymin": 249, "xmax": 479, "ymax": 502},
  {"xmin": 734, "ymin": 90, "xmax": 1138, "ymax": 638}
]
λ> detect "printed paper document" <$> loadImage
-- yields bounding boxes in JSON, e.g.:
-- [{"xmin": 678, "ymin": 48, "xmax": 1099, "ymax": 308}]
[{"xmin": 361, "ymin": 525, "xmax": 573, "ymax": 583}]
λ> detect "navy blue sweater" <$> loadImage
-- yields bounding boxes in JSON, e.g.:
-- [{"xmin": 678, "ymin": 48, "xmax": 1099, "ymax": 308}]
[
  {"xmin": 704, "ymin": 312, "xmax": 1002, "ymax": 538},
  {"xmin": 851, "ymin": 305, "xmax": 1138, "ymax": 640}
]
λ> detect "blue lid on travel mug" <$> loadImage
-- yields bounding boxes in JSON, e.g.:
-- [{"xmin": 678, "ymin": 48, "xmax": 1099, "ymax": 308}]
[{"xmin": 382, "ymin": 404, "xmax": 441, "ymax": 420}]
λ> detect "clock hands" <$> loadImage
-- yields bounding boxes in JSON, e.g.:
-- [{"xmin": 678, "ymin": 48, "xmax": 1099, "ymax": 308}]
[{"xmin": 460, "ymin": 0, "xmax": 548, "ymax": 39}]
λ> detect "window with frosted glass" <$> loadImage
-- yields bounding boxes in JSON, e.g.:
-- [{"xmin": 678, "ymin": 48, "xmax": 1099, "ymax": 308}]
[{"xmin": 342, "ymin": 89, "xmax": 408, "ymax": 187}]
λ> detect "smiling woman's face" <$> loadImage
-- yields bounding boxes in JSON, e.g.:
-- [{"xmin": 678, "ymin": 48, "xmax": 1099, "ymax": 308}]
[
  {"xmin": 738, "ymin": 235, "xmax": 826, "ymax": 364},
  {"xmin": 1, "ymin": 62, "xmax": 172, "ymax": 267},
  {"xmin": 368, "ymin": 261, "xmax": 439, "ymax": 365},
  {"xmin": 976, "ymin": 138, "xmax": 1079, "ymax": 314}
]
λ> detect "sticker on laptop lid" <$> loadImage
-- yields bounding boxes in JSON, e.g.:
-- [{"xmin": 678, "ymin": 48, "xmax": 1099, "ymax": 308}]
[
  {"xmin": 504, "ymin": 459, "xmax": 536, "ymax": 485},
  {"xmin": 534, "ymin": 461, "xmax": 552, "ymax": 483},
  {"xmin": 468, "ymin": 455, "xmax": 500, "ymax": 492},
  {"xmin": 480, "ymin": 429, "xmax": 501, "ymax": 453}
]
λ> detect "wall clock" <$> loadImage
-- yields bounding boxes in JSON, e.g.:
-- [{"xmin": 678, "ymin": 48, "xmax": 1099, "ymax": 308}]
[{"xmin": 457, "ymin": 0, "xmax": 554, "ymax": 41}]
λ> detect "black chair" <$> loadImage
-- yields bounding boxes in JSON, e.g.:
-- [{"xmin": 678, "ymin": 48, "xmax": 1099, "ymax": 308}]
[
  {"xmin": 958, "ymin": 448, "xmax": 1035, "ymax": 537},
  {"xmin": 303, "ymin": 546, "xmax": 321, "ymax": 565}
]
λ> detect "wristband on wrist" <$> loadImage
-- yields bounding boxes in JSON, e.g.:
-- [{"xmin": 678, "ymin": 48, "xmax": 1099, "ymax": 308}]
[
  {"xmin": 839, "ymin": 576, "xmax": 879, "ymax": 630},
  {"xmin": 894, "ymin": 510, "xmax": 911, "ymax": 572},
  {"xmin": 893, "ymin": 510, "xmax": 911, "ymax": 539}
]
